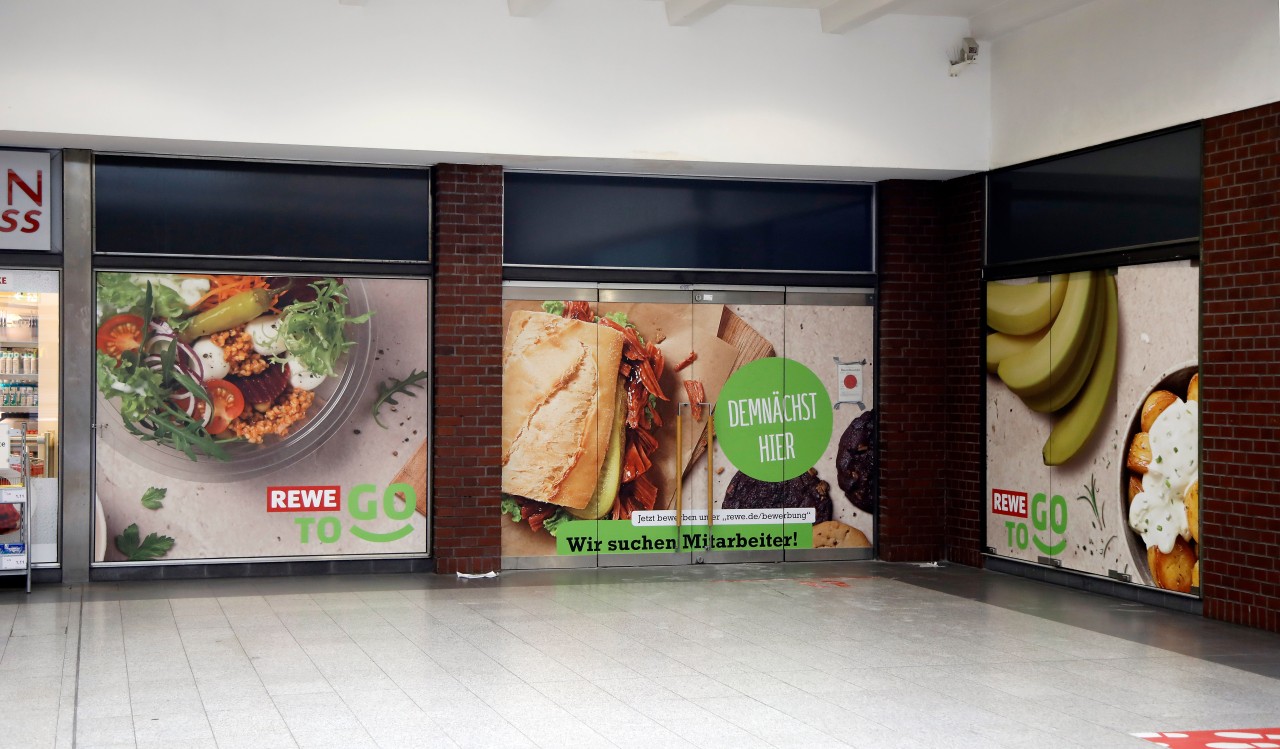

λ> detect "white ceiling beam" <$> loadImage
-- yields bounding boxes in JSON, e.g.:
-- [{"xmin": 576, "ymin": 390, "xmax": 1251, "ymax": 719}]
[
  {"xmin": 665, "ymin": 0, "xmax": 730, "ymax": 26},
  {"xmin": 820, "ymin": 0, "xmax": 911, "ymax": 34},
  {"xmin": 507, "ymin": 0, "xmax": 551, "ymax": 18},
  {"xmin": 970, "ymin": 0, "xmax": 1090, "ymax": 40}
]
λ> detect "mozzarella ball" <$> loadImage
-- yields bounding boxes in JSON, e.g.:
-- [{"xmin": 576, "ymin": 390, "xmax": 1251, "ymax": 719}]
[
  {"xmin": 246, "ymin": 315, "xmax": 287, "ymax": 355},
  {"xmin": 287, "ymin": 355, "xmax": 326, "ymax": 391},
  {"xmin": 191, "ymin": 338, "xmax": 230, "ymax": 380}
]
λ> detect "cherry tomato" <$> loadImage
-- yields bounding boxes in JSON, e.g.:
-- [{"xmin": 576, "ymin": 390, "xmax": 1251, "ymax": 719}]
[
  {"xmin": 95, "ymin": 314, "xmax": 146, "ymax": 358},
  {"xmin": 203, "ymin": 379, "xmax": 246, "ymax": 435}
]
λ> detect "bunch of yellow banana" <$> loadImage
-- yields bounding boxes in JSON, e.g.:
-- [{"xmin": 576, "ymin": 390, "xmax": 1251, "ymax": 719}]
[{"xmin": 986, "ymin": 270, "xmax": 1118, "ymax": 466}]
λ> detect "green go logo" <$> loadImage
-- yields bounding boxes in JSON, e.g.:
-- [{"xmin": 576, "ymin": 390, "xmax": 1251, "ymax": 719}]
[
  {"xmin": 1004, "ymin": 492, "xmax": 1067, "ymax": 556},
  {"xmin": 295, "ymin": 483, "xmax": 417, "ymax": 544}
]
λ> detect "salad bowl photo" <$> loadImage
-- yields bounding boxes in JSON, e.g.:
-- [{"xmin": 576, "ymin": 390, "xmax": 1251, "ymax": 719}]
[{"xmin": 94, "ymin": 272, "xmax": 374, "ymax": 481}]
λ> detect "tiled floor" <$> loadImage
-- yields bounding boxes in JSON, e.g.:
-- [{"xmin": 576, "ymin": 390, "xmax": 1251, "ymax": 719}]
[{"xmin": 2, "ymin": 562, "xmax": 1279, "ymax": 748}]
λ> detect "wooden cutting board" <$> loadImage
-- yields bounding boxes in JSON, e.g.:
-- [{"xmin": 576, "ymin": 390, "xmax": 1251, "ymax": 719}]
[
  {"xmin": 391, "ymin": 439, "xmax": 430, "ymax": 516},
  {"xmin": 685, "ymin": 308, "xmax": 776, "ymax": 466}
]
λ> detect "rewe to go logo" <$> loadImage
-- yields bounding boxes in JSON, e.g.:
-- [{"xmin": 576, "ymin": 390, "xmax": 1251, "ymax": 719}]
[
  {"xmin": 991, "ymin": 489, "xmax": 1067, "ymax": 556},
  {"xmin": 267, "ymin": 484, "xmax": 417, "ymax": 543}
]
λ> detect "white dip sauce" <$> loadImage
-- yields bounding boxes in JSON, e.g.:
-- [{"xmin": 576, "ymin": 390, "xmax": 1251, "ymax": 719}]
[{"xmin": 1129, "ymin": 398, "xmax": 1198, "ymax": 553}]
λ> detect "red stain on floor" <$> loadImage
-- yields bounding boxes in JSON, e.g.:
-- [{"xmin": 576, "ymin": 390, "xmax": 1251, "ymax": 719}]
[{"xmin": 1133, "ymin": 729, "xmax": 1280, "ymax": 748}]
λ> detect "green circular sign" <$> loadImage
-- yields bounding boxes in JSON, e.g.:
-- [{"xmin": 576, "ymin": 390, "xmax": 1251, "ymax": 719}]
[{"xmin": 714, "ymin": 357, "xmax": 833, "ymax": 482}]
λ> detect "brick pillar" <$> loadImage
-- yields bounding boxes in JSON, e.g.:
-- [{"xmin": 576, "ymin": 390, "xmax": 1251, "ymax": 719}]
[
  {"xmin": 877, "ymin": 180, "xmax": 948, "ymax": 561},
  {"xmin": 1201, "ymin": 102, "xmax": 1280, "ymax": 633},
  {"xmin": 942, "ymin": 175, "xmax": 985, "ymax": 567},
  {"xmin": 432, "ymin": 164, "xmax": 504, "ymax": 574}
]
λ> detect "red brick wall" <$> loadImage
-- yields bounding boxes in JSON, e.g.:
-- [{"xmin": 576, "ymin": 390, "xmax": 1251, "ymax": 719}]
[
  {"xmin": 1201, "ymin": 102, "xmax": 1280, "ymax": 632},
  {"xmin": 942, "ymin": 174, "xmax": 986, "ymax": 567},
  {"xmin": 432, "ymin": 164, "xmax": 504, "ymax": 574},
  {"xmin": 877, "ymin": 181, "xmax": 948, "ymax": 561},
  {"xmin": 877, "ymin": 178, "xmax": 987, "ymax": 564}
]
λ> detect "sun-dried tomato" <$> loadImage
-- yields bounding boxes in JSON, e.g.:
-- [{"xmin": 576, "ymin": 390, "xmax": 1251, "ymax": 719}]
[
  {"xmin": 564, "ymin": 301, "xmax": 593, "ymax": 321},
  {"xmin": 684, "ymin": 380, "xmax": 706, "ymax": 421}
]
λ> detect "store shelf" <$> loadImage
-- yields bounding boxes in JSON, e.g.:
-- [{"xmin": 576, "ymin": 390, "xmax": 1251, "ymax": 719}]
[
  {"xmin": 1, "ymin": 410, "xmax": 39, "ymax": 416},
  {"xmin": 0, "ymin": 374, "xmax": 38, "ymax": 380},
  {"xmin": 0, "ymin": 340, "xmax": 37, "ymax": 347}
]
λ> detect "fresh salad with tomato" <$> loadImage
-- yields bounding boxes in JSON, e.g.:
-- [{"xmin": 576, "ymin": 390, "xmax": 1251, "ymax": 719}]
[{"xmin": 95, "ymin": 273, "xmax": 370, "ymax": 460}]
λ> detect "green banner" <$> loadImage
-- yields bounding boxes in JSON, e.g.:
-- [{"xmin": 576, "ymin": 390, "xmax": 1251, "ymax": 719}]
[{"xmin": 555, "ymin": 520, "xmax": 813, "ymax": 555}]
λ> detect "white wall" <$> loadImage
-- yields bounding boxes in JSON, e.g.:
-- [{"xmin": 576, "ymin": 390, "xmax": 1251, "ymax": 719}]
[
  {"xmin": 989, "ymin": 0, "xmax": 1280, "ymax": 168},
  {"xmin": 0, "ymin": 0, "xmax": 989, "ymax": 180}
]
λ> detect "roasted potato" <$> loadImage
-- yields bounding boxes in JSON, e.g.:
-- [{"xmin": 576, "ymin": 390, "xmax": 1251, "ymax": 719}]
[
  {"xmin": 1153, "ymin": 536, "xmax": 1198, "ymax": 593},
  {"xmin": 1141, "ymin": 390, "xmax": 1179, "ymax": 432},
  {"xmin": 1185, "ymin": 480, "xmax": 1199, "ymax": 543},
  {"xmin": 1127, "ymin": 432, "xmax": 1152, "ymax": 474},
  {"xmin": 1128, "ymin": 473, "xmax": 1143, "ymax": 504},
  {"xmin": 1187, "ymin": 374, "xmax": 1199, "ymax": 403}
]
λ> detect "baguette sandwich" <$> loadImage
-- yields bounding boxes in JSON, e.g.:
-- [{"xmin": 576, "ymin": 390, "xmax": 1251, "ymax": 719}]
[{"xmin": 501, "ymin": 303, "xmax": 668, "ymax": 537}]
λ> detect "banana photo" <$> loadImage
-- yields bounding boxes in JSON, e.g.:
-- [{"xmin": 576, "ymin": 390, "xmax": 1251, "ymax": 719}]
[
  {"xmin": 986, "ymin": 270, "xmax": 1118, "ymax": 466},
  {"xmin": 984, "ymin": 262, "xmax": 1199, "ymax": 593}
]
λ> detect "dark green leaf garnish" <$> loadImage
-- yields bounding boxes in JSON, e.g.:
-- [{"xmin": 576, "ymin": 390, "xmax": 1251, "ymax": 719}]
[
  {"xmin": 140, "ymin": 487, "xmax": 167, "ymax": 510},
  {"xmin": 115, "ymin": 523, "xmax": 175, "ymax": 561},
  {"xmin": 372, "ymin": 370, "xmax": 429, "ymax": 428}
]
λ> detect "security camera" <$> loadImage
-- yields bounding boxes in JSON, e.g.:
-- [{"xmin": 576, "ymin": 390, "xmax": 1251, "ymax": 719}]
[{"xmin": 949, "ymin": 37, "xmax": 979, "ymax": 76}]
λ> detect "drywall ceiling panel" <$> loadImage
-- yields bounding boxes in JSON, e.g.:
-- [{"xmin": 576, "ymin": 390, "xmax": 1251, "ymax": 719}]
[{"xmin": 990, "ymin": 0, "xmax": 1280, "ymax": 168}]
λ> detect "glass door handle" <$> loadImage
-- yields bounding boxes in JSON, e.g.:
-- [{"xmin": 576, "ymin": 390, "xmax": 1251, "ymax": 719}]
[
  {"xmin": 698, "ymin": 403, "xmax": 715, "ymax": 534},
  {"xmin": 675, "ymin": 402, "xmax": 686, "ymax": 536}
]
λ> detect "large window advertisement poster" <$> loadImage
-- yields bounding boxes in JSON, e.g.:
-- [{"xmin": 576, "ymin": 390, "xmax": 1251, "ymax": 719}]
[
  {"xmin": 985, "ymin": 260, "xmax": 1199, "ymax": 594},
  {"xmin": 499, "ymin": 292, "xmax": 876, "ymax": 564},
  {"xmin": 93, "ymin": 272, "xmax": 430, "ymax": 563}
]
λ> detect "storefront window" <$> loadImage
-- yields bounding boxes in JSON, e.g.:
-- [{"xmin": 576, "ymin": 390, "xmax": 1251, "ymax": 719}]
[{"xmin": 92, "ymin": 271, "xmax": 430, "ymax": 565}]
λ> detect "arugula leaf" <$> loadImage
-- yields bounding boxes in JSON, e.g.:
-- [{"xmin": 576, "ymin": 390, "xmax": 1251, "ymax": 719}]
[
  {"xmin": 98, "ymin": 353, "xmax": 236, "ymax": 461},
  {"xmin": 372, "ymin": 369, "xmax": 429, "ymax": 428},
  {"xmin": 115, "ymin": 523, "xmax": 175, "ymax": 561},
  {"xmin": 140, "ymin": 487, "xmax": 167, "ymax": 510},
  {"xmin": 541, "ymin": 300, "xmax": 565, "ymax": 316}
]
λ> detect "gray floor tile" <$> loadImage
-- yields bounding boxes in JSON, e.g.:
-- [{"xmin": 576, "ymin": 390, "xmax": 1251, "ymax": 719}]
[{"xmin": 0, "ymin": 563, "xmax": 1277, "ymax": 749}]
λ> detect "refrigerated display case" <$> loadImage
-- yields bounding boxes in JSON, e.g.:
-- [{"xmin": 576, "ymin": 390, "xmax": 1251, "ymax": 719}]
[{"xmin": 0, "ymin": 272, "xmax": 60, "ymax": 568}]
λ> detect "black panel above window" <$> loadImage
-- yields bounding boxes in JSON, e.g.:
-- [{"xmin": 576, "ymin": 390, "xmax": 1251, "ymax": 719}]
[
  {"xmin": 987, "ymin": 126, "xmax": 1202, "ymax": 268},
  {"xmin": 504, "ymin": 173, "xmax": 874, "ymax": 276},
  {"xmin": 94, "ymin": 156, "xmax": 431, "ymax": 264}
]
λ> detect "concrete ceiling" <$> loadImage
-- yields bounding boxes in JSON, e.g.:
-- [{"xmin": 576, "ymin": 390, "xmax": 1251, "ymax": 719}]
[{"xmin": 507, "ymin": 0, "xmax": 1097, "ymax": 38}]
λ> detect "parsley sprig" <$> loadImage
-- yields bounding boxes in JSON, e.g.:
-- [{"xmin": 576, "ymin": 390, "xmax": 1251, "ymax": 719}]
[
  {"xmin": 115, "ymin": 523, "xmax": 175, "ymax": 561},
  {"xmin": 140, "ymin": 487, "xmax": 167, "ymax": 510}
]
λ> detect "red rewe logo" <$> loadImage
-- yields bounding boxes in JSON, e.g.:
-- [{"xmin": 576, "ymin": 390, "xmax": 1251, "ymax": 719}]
[
  {"xmin": 991, "ymin": 489, "xmax": 1028, "ymax": 518},
  {"xmin": 267, "ymin": 486, "xmax": 341, "ymax": 512}
]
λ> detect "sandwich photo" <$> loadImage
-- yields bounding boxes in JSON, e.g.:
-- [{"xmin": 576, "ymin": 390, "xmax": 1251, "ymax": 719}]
[{"xmin": 500, "ymin": 302, "xmax": 668, "ymax": 538}]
